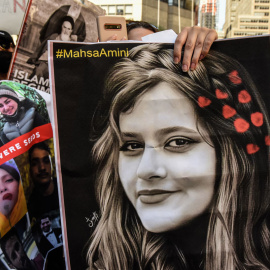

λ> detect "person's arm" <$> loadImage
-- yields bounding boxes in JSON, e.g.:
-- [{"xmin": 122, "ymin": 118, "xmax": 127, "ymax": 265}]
[
  {"xmin": 33, "ymin": 111, "xmax": 47, "ymax": 127},
  {"xmin": 0, "ymin": 131, "xmax": 9, "ymax": 145},
  {"xmin": 173, "ymin": 26, "xmax": 218, "ymax": 72}
]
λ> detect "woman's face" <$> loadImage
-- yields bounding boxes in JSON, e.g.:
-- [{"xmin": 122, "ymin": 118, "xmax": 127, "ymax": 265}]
[
  {"xmin": 0, "ymin": 168, "xmax": 19, "ymax": 217},
  {"xmin": 0, "ymin": 97, "xmax": 18, "ymax": 116},
  {"xmin": 118, "ymin": 82, "xmax": 216, "ymax": 233}
]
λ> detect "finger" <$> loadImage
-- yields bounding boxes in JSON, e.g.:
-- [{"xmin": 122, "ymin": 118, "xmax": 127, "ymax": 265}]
[
  {"xmin": 200, "ymin": 29, "xmax": 218, "ymax": 60},
  {"xmin": 173, "ymin": 27, "xmax": 189, "ymax": 64},
  {"xmin": 181, "ymin": 26, "xmax": 201, "ymax": 72},
  {"xmin": 105, "ymin": 34, "xmax": 117, "ymax": 41},
  {"xmin": 189, "ymin": 29, "xmax": 209, "ymax": 71}
]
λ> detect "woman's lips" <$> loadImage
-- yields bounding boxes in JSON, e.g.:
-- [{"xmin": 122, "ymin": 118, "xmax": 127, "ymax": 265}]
[
  {"xmin": 4, "ymin": 109, "xmax": 14, "ymax": 115},
  {"xmin": 3, "ymin": 193, "xmax": 12, "ymax": 200},
  {"xmin": 138, "ymin": 189, "xmax": 176, "ymax": 204}
]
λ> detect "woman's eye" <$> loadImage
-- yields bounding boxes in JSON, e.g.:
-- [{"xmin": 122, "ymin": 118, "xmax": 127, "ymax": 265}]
[
  {"xmin": 5, "ymin": 178, "xmax": 14, "ymax": 183},
  {"xmin": 120, "ymin": 142, "xmax": 144, "ymax": 152},
  {"xmin": 165, "ymin": 137, "xmax": 195, "ymax": 152}
]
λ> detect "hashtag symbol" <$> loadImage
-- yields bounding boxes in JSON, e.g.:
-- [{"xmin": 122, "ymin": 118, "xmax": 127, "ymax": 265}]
[{"xmin": 56, "ymin": 49, "xmax": 63, "ymax": 58}]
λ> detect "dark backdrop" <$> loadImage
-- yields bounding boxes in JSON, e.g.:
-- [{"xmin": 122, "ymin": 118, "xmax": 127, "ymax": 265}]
[{"xmin": 51, "ymin": 36, "xmax": 270, "ymax": 269}]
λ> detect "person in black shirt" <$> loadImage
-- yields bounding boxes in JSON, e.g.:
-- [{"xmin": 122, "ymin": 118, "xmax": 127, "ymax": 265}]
[{"xmin": 27, "ymin": 142, "xmax": 59, "ymax": 221}]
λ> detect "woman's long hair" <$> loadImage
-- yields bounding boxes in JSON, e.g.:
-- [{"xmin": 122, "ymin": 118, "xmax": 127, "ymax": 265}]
[{"xmin": 87, "ymin": 44, "xmax": 270, "ymax": 269}]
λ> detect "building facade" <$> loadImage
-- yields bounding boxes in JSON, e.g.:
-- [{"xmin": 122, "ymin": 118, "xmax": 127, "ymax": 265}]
[
  {"xmin": 223, "ymin": 0, "xmax": 270, "ymax": 38},
  {"xmin": 199, "ymin": 0, "xmax": 217, "ymax": 29},
  {"xmin": 89, "ymin": 0, "xmax": 196, "ymax": 33}
]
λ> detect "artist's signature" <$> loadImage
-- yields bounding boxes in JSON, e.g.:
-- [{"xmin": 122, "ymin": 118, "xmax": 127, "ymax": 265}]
[{"xmin": 85, "ymin": 211, "xmax": 99, "ymax": 228}]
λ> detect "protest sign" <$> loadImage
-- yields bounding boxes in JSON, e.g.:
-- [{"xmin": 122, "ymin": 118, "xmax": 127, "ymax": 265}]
[
  {"xmin": 0, "ymin": 0, "xmax": 26, "ymax": 35},
  {"xmin": 49, "ymin": 37, "xmax": 270, "ymax": 269},
  {"xmin": 0, "ymin": 80, "xmax": 63, "ymax": 269},
  {"xmin": 8, "ymin": 0, "xmax": 105, "ymax": 93}
]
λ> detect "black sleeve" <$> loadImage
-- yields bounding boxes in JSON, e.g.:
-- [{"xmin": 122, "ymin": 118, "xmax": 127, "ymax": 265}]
[
  {"xmin": 0, "ymin": 131, "xmax": 9, "ymax": 145},
  {"xmin": 33, "ymin": 111, "xmax": 47, "ymax": 128},
  {"xmin": 76, "ymin": 16, "xmax": 86, "ymax": 42}
]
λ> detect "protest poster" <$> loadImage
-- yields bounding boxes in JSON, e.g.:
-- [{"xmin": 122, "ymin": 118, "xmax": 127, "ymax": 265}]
[
  {"xmin": 0, "ymin": 81, "xmax": 63, "ymax": 269},
  {"xmin": 49, "ymin": 36, "xmax": 270, "ymax": 269},
  {"xmin": 0, "ymin": 0, "xmax": 27, "ymax": 35},
  {"xmin": 8, "ymin": 0, "xmax": 105, "ymax": 93}
]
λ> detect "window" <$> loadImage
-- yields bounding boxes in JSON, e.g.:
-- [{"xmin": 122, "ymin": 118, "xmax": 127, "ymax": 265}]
[
  {"xmin": 117, "ymin": 5, "xmax": 124, "ymax": 15},
  {"xmin": 240, "ymin": 18, "xmax": 268, "ymax": 23},
  {"xmin": 101, "ymin": 5, "xmax": 133, "ymax": 16},
  {"xmin": 169, "ymin": 0, "xmax": 186, "ymax": 8},
  {"xmin": 234, "ymin": 32, "xmax": 263, "ymax": 36},
  {"xmin": 108, "ymin": 5, "xmax": 116, "ymax": 15},
  {"xmin": 125, "ymin": 5, "xmax": 132, "ymax": 14},
  {"xmin": 255, "ymin": 5, "xmax": 269, "ymax": 9},
  {"xmin": 254, "ymin": 12, "xmax": 269, "ymax": 15},
  {"xmin": 240, "ymin": 25, "xmax": 268, "ymax": 29}
]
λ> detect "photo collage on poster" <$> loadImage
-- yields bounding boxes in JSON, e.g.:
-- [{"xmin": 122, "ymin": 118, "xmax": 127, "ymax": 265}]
[{"xmin": 0, "ymin": 80, "xmax": 63, "ymax": 269}]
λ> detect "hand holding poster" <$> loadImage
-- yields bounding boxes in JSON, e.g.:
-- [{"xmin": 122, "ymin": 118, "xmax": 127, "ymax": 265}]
[{"xmin": 49, "ymin": 37, "xmax": 270, "ymax": 269}]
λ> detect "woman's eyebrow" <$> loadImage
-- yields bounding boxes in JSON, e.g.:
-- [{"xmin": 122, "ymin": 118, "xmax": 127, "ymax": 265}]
[
  {"xmin": 156, "ymin": 126, "xmax": 198, "ymax": 138},
  {"xmin": 1, "ymin": 173, "xmax": 12, "ymax": 181},
  {"xmin": 120, "ymin": 132, "xmax": 142, "ymax": 139}
]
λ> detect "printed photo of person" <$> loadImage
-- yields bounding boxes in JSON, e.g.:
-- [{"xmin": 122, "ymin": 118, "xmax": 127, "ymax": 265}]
[
  {"xmin": 0, "ymin": 159, "xmax": 27, "ymax": 238},
  {"xmin": 86, "ymin": 44, "xmax": 270, "ymax": 269},
  {"xmin": 27, "ymin": 16, "xmax": 75, "ymax": 80},
  {"xmin": 0, "ymin": 83, "xmax": 48, "ymax": 145},
  {"xmin": 0, "ymin": 227, "xmax": 44, "ymax": 270},
  {"xmin": 37, "ymin": 214, "xmax": 62, "ymax": 258},
  {"xmin": 9, "ymin": 0, "xmax": 104, "ymax": 93},
  {"xmin": 39, "ymin": 2, "xmax": 86, "ymax": 43},
  {"xmin": 27, "ymin": 141, "xmax": 59, "ymax": 221},
  {"xmin": 43, "ymin": 244, "xmax": 65, "ymax": 270}
]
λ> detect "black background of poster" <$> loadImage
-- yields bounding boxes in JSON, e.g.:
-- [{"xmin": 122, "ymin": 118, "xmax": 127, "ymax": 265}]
[{"xmin": 51, "ymin": 36, "xmax": 270, "ymax": 269}]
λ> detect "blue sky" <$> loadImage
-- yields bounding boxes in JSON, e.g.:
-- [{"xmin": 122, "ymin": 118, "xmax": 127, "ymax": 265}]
[{"xmin": 217, "ymin": 0, "xmax": 226, "ymax": 30}]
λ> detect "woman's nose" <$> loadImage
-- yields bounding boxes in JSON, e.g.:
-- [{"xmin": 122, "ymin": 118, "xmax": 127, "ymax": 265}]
[
  {"xmin": 2, "ymin": 104, "xmax": 8, "ymax": 112},
  {"xmin": 137, "ymin": 147, "xmax": 167, "ymax": 180},
  {"xmin": 0, "ymin": 183, "xmax": 7, "ymax": 193}
]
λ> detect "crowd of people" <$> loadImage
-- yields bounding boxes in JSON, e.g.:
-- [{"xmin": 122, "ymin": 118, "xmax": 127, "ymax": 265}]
[
  {"xmin": 1, "ymin": 18, "xmax": 218, "ymax": 80},
  {"xmin": 0, "ymin": 19, "xmax": 218, "ymax": 270},
  {"xmin": 0, "ymin": 30, "xmax": 15, "ymax": 80},
  {"xmin": 1, "ymin": 2, "xmax": 269, "ymax": 270}
]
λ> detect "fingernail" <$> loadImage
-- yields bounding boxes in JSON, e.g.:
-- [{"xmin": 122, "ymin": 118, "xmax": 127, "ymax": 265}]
[
  {"xmin": 174, "ymin": 57, "xmax": 179, "ymax": 64},
  {"xmin": 190, "ymin": 63, "xmax": 196, "ymax": 71},
  {"xmin": 182, "ymin": 64, "xmax": 188, "ymax": 72},
  {"xmin": 199, "ymin": 54, "xmax": 204, "ymax": 60}
]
